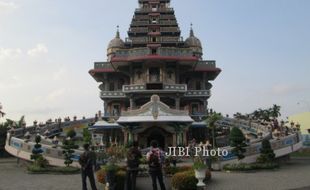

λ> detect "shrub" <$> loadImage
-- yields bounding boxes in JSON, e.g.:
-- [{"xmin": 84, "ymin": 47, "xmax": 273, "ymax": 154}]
[
  {"xmin": 96, "ymin": 169, "xmax": 106, "ymax": 184},
  {"xmin": 230, "ymin": 127, "xmax": 247, "ymax": 160},
  {"xmin": 257, "ymin": 139, "xmax": 275, "ymax": 163},
  {"xmin": 171, "ymin": 169, "xmax": 211, "ymax": 190},
  {"xmin": 223, "ymin": 162, "xmax": 279, "ymax": 171},
  {"xmin": 164, "ymin": 165, "xmax": 194, "ymax": 175},
  {"xmin": 27, "ymin": 165, "xmax": 79, "ymax": 174},
  {"xmin": 96, "ymin": 165, "xmax": 127, "ymax": 190},
  {"xmin": 62, "ymin": 130, "xmax": 78, "ymax": 167},
  {"xmin": 171, "ymin": 171, "xmax": 197, "ymax": 190},
  {"xmin": 82, "ymin": 128, "xmax": 92, "ymax": 144}
]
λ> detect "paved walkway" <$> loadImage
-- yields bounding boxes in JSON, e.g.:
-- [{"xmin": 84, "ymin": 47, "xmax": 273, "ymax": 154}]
[{"xmin": 0, "ymin": 157, "xmax": 309, "ymax": 190}]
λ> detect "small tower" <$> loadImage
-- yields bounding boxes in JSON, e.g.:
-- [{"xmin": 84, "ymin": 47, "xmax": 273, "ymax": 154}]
[
  {"xmin": 107, "ymin": 26, "xmax": 125, "ymax": 61},
  {"xmin": 185, "ymin": 24, "xmax": 203, "ymax": 59}
]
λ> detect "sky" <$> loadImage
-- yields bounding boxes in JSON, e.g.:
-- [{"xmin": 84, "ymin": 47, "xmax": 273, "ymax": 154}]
[{"xmin": 0, "ymin": 0, "xmax": 310, "ymax": 124}]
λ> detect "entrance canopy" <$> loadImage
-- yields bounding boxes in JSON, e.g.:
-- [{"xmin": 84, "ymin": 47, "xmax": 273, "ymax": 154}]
[
  {"xmin": 89, "ymin": 120, "xmax": 121, "ymax": 130},
  {"xmin": 117, "ymin": 95, "xmax": 193, "ymax": 124}
]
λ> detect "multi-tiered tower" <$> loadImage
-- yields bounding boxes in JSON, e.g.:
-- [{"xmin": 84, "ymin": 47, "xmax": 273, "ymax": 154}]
[{"xmin": 89, "ymin": 0, "xmax": 221, "ymax": 149}]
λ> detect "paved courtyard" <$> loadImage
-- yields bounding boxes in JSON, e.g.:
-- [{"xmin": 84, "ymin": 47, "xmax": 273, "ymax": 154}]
[{"xmin": 0, "ymin": 157, "xmax": 309, "ymax": 190}]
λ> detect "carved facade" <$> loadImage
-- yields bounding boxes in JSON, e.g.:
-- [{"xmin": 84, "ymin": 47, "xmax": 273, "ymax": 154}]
[{"xmin": 89, "ymin": 0, "xmax": 221, "ymax": 149}]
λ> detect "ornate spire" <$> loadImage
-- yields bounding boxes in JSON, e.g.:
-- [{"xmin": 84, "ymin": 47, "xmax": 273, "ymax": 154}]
[
  {"xmin": 116, "ymin": 25, "xmax": 120, "ymax": 38},
  {"xmin": 190, "ymin": 23, "xmax": 194, "ymax": 37}
]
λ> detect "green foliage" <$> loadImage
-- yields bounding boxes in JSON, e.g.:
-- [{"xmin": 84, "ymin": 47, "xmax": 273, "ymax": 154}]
[
  {"xmin": 206, "ymin": 112, "xmax": 222, "ymax": 148},
  {"xmin": 257, "ymin": 139, "xmax": 275, "ymax": 163},
  {"xmin": 27, "ymin": 165, "xmax": 80, "ymax": 174},
  {"xmin": 236, "ymin": 104, "xmax": 281, "ymax": 121},
  {"xmin": 31, "ymin": 135, "xmax": 44, "ymax": 163},
  {"xmin": 290, "ymin": 149, "xmax": 310, "ymax": 157},
  {"xmin": 96, "ymin": 166, "xmax": 126, "ymax": 190},
  {"xmin": 193, "ymin": 159, "xmax": 207, "ymax": 170},
  {"xmin": 66, "ymin": 129, "xmax": 76, "ymax": 138},
  {"xmin": 0, "ymin": 123, "xmax": 8, "ymax": 150},
  {"xmin": 171, "ymin": 170, "xmax": 198, "ymax": 190},
  {"xmin": 164, "ymin": 166, "xmax": 193, "ymax": 175},
  {"xmin": 171, "ymin": 169, "xmax": 211, "ymax": 190},
  {"xmin": 223, "ymin": 162, "xmax": 279, "ymax": 171},
  {"xmin": 82, "ymin": 128, "xmax": 92, "ymax": 144},
  {"xmin": 62, "ymin": 131, "xmax": 79, "ymax": 167},
  {"xmin": 230, "ymin": 127, "xmax": 247, "ymax": 160}
]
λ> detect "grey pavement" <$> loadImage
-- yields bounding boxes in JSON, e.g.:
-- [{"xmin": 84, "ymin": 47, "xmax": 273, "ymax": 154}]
[{"xmin": 0, "ymin": 158, "xmax": 310, "ymax": 190}]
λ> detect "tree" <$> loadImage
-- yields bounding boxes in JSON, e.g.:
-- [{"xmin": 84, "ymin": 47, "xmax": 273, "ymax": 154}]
[
  {"xmin": 62, "ymin": 129, "xmax": 78, "ymax": 167},
  {"xmin": 257, "ymin": 139, "xmax": 275, "ymax": 163},
  {"xmin": 229, "ymin": 127, "xmax": 247, "ymax": 160},
  {"xmin": 0, "ymin": 103, "xmax": 5, "ymax": 118},
  {"xmin": 0, "ymin": 123, "xmax": 9, "ymax": 157},
  {"xmin": 169, "ymin": 123, "xmax": 186, "ymax": 146},
  {"xmin": 269, "ymin": 104, "xmax": 281, "ymax": 119},
  {"xmin": 83, "ymin": 128, "xmax": 92, "ymax": 144},
  {"xmin": 206, "ymin": 113, "xmax": 222, "ymax": 148},
  {"xmin": 30, "ymin": 135, "xmax": 48, "ymax": 167}
]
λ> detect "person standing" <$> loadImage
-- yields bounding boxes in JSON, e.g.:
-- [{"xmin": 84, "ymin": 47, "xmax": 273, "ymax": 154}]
[
  {"xmin": 79, "ymin": 144, "xmax": 98, "ymax": 190},
  {"xmin": 146, "ymin": 140, "xmax": 166, "ymax": 190},
  {"xmin": 126, "ymin": 141, "xmax": 142, "ymax": 190}
]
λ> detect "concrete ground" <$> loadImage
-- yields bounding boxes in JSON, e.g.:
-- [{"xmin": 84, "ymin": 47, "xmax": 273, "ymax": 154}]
[{"xmin": 0, "ymin": 157, "xmax": 309, "ymax": 190}]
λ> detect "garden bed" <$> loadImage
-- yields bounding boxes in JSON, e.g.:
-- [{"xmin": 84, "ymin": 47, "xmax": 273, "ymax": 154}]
[
  {"xmin": 223, "ymin": 162, "xmax": 279, "ymax": 172},
  {"xmin": 27, "ymin": 165, "xmax": 80, "ymax": 174}
]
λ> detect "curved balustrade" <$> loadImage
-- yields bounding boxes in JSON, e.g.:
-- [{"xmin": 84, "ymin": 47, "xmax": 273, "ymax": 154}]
[{"xmin": 5, "ymin": 116, "xmax": 302, "ymax": 169}]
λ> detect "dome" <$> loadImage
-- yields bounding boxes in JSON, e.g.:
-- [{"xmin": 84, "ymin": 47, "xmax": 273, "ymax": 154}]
[
  {"xmin": 107, "ymin": 27, "xmax": 125, "ymax": 49},
  {"xmin": 185, "ymin": 27, "xmax": 202, "ymax": 48}
]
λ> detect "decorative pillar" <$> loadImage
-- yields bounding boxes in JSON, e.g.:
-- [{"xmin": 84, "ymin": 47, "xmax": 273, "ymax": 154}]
[
  {"xmin": 203, "ymin": 100, "xmax": 208, "ymax": 113},
  {"xmin": 183, "ymin": 130, "xmax": 188, "ymax": 146},
  {"xmin": 123, "ymin": 131, "xmax": 128, "ymax": 145},
  {"xmin": 175, "ymin": 96, "xmax": 180, "ymax": 110},
  {"xmin": 172, "ymin": 133, "xmax": 177, "ymax": 146},
  {"xmin": 129, "ymin": 96, "xmax": 135, "ymax": 109},
  {"xmin": 104, "ymin": 101, "xmax": 108, "ymax": 117}
]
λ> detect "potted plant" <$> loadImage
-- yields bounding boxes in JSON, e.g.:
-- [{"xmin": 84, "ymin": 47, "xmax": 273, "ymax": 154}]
[
  {"xmin": 211, "ymin": 155, "xmax": 221, "ymax": 171},
  {"xmin": 193, "ymin": 157, "xmax": 207, "ymax": 187},
  {"xmin": 105, "ymin": 145, "xmax": 126, "ymax": 189}
]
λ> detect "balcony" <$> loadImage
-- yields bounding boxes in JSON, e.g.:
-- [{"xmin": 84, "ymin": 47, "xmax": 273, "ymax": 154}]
[
  {"xmin": 159, "ymin": 20, "xmax": 178, "ymax": 26},
  {"xmin": 100, "ymin": 91, "xmax": 126, "ymax": 98},
  {"xmin": 135, "ymin": 8, "xmax": 174, "ymax": 13},
  {"xmin": 123, "ymin": 84, "xmax": 187, "ymax": 93},
  {"xmin": 94, "ymin": 62, "xmax": 113, "ymax": 69},
  {"xmin": 114, "ymin": 47, "xmax": 193, "ymax": 58},
  {"xmin": 139, "ymin": 0, "xmax": 170, "ymax": 3},
  {"xmin": 130, "ymin": 20, "xmax": 150, "ymax": 26},
  {"xmin": 184, "ymin": 90, "xmax": 211, "ymax": 97},
  {"xmin": 160, "ymin": 27, "xmax": 180, "ymax": 33},
  {"xmin": 128, "ymin": 27, "xmax": 149, "ymax": 33},
  {"xmin": 123, "ymin": 84, "xmax": 146, "ymax": 92},
  {"xmin": 160, "ymin": 15, "xmax": 176, "ymax": 20}
]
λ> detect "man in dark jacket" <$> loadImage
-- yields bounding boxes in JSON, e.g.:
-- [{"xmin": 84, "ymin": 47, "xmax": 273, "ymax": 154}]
[
  {"xmin": 126, "ymin": 141, "xmax": 142, "ymax": 190},
  {"xmin": 79, "ymin": 143, "xmax": 97, "ymax": 190}
]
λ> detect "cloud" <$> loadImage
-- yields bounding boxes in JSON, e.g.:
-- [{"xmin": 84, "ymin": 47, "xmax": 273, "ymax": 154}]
[
  {"xmin": 271, "ymin": 83, "xmax": 306, "ymax": 96},
  {"xmin": 0, "ymin": 47, "xmax": 22, "ymax": 60},
  {"xmin": 53, "ymin": 68, "xmax": 67, "ymax": 80},
  {"xmin": 47, "ymin": 88, "xmax": 66, "ymax": 101},
  {"xmin": 0, "ymin": 1, "xmax": 17, "ymax": 13},
  {"xmin": 27, "ymin": 44, "xmax": 48, "ymax": 56}
]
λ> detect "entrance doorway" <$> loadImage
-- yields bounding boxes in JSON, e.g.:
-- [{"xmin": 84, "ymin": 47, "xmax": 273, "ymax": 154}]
[{"xmin": 147, "ymin": 131, "xmax": 165, "ymax": 149}]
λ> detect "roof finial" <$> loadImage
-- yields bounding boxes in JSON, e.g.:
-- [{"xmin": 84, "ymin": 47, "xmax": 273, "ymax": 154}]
[
  {"xmin": 116, "ymin": 25, "xmax": 120, "ymax": 38},
  {"xmin": 190, "ymin": 23, "xmax": 194, "ymax": 37}
]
